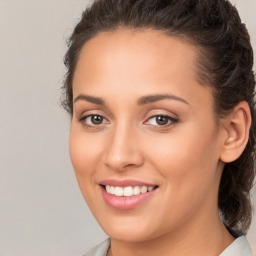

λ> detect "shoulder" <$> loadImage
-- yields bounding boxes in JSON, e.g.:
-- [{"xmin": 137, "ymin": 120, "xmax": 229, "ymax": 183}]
[
  {"xmin": 81, "ymin": 236, "xmax": 253, "ymax": 256},
  {"xmin": 82, "ymin": 238, "xmax": 111, "ymax": 256},
  {"xmin": 220, "ymin": 236, "xmax": 254, "ymax": 256}
]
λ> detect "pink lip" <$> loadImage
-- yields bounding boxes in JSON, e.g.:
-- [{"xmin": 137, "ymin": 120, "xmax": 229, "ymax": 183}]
[{"xmin": 99, "ymin": 180, "xmax": 158, "ymax": 210}]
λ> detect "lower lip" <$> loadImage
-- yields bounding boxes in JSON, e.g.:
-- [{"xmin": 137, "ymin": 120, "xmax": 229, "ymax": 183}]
[{"xmin": 101, "ymin": 186, "xmax": 157, "ymax": 210}]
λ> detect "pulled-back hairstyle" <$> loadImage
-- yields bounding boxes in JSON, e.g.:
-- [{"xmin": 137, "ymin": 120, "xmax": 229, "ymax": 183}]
[{"xmin": 62, "ymin": 0, "xmax": 256, "ymax": 234}]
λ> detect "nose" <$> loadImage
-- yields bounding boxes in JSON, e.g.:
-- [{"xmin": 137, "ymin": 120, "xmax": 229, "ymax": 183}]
[{"xmin": 103, "ymin": 124, "xmax": 144, "ymax": 172}]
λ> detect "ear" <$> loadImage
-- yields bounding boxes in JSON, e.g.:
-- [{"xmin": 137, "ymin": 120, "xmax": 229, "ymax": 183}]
[{"xmin": 220, "ymin": 101, "xmax": 251, "ymax": 163}]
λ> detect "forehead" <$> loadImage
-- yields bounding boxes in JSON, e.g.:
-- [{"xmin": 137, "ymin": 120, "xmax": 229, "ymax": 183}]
[
  {"xmin": 72, "ymin": 28, "xmax": 213, "ymax": 109},
  {"xmin": 74, "ymin": 28, "xmax": 199, "ymax": 86}
]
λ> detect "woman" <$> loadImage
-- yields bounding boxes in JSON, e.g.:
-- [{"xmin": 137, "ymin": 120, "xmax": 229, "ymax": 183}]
[{"xmin": 62, "ymin": 0, "xmax": 256, "ymax": 255}]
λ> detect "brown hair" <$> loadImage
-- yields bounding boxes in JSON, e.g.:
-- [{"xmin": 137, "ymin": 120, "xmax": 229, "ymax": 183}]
[{"xmin": 62, "ymin": 0, "xmax": 256, "ymax": 234}]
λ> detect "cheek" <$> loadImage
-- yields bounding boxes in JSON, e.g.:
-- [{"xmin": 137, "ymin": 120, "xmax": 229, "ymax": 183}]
[
  {"xmin": 139, "ymin": 125, "xmax": 221, "ymax": 230},
  {"xmin": 69, "ymin": 126, "xmax": 108, "ymax": 217},
  {"xmin": 69, "ymin": 125, "xmax": 105, "ymax": 202},
  {"xmin": 144, "ymin": 121, "xmax": 221, "ymax": 199},
  {"xmin": 69, "ymin": 125, "xmax": 101, "ymax": 174}
]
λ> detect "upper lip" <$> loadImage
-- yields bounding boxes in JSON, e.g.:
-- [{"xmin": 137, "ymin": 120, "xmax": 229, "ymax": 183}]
[{"xmin": 100, "ymin": 179, "xmax": 157, "ymax": 187}]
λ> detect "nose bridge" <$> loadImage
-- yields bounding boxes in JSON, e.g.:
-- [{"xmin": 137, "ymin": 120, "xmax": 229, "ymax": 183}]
[{"xmin": 104, "ymin": 119, "xmax": 143, "ymax": 171}]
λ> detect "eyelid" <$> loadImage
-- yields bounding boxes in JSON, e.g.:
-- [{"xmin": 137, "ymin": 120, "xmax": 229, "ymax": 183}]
[
  {"xmin": 143, "ymin": 109, "xmax": 178, "ymax": 120},
  {"xmin": 143, "ymin": 109, "xmax": 179, "ymax": 127},
  {"xmin": 78, "ymin": 110, "xmax": 110, "ymax": 128},
  {"xmin": 144, "ymin": 115, "xmax": 178, "ymax": 126},
  {"xmin": 80, "ymin": 114, "xmax": 108, "ymax": 123},
  {"xmin": 78, "ymin": 109, "xmax": 108, "ymax": 120}
]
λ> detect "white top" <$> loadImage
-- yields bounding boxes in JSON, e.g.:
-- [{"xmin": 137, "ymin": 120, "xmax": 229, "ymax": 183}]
[
  {"xmin": 83, "ymin": 236, "xmax": 253, "ymax": 256},
  {"xmin": 220, "ymin": 236, "xmax": 253, "ymax": 256}
]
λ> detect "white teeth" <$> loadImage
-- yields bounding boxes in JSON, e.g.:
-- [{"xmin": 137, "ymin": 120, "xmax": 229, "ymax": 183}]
[
  {"xmin": 141, "ymin": 186, "xmax": 147, "ymax": 194},
  {"xmin": 114, "ymin": 187, "xmax": 124, "ymax": 196},
  {"xmin": 110, "ymin": 186, "xmax": 115, "ymax": 195},
  {"xmin": 105, "ymin": 185, "xmax": 156, "ymax": 197},
  {"xmin": 148, "ymin": 186, "xmax": 154, "ymax": 192},
  {"xmin": 123, "ymin": 186, "xmax": 133, "ymax": 196},
  {"xmin": 106, "ymin": 185, "xmax": 111, "ymax": 193},
  {"xmin": 133, "ymin": 186, "xmax": 140, "ymax": 195}
]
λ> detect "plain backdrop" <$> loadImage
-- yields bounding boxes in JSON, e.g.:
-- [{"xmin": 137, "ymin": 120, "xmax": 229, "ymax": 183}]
[{"xmin": 0, "ymin": 0, "xmax": 255, "ymax": 255}]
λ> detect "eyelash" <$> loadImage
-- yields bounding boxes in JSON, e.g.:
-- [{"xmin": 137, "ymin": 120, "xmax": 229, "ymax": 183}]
[
  {"xmin": 144, "ymin": 115, "xmax": 178, "ymax": 126},
  {"xmin": 79, "ymin": 114, "xmax": 178, "ymax": 128},
  {"xmin": 79, "ymin": 114, "xmax": 109, "ymax": 128}
]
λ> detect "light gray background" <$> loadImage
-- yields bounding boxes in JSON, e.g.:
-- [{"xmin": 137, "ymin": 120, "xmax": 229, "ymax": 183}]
[{"xmin": 0, "ymin": 0, "xmax": 255, "ymax": 255}]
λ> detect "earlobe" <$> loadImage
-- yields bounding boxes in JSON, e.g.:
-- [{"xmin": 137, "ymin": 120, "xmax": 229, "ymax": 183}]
[{"xmin": 220, "ymin": 101, "xmax": 251, "ymax": 163}]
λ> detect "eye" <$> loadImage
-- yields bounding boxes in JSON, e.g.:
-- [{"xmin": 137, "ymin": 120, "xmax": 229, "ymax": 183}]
[
  {"xmin": 145, "ymin": 115, "xmax": 178, "ymax": 126},
  {"xmin": 80, "ymin": 114, "xmax": 108, "ymax": 126}
]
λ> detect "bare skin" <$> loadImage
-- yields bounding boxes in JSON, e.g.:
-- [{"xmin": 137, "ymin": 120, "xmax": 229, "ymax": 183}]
[{"xmin": 70, "ymin": 29, "xmax": 250, "ymax": 256}]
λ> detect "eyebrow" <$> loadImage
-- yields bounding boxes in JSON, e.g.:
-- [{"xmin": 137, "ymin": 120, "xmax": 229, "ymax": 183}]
[
  {"xmin": 73, "ymin": 93, "xmax": 189, "ymax": 106},
  {"xmin": 137, "ymin": 94, "xmax": 189, "ymax": 105},
  {"xmin": 73, "ymin": 94, "xmax": 105, "ymax": 105}
]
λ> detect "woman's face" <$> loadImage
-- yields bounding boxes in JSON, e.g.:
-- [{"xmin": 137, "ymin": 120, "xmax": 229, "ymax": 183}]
[{"xmin": 70, "ymin": 29, "xmax": 225, "ymax": 242}]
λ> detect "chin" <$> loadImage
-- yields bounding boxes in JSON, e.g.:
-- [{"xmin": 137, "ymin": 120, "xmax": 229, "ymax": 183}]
[
  {"xmin": 107, "ymin": 229, "xmax": 156, "ymax": 243},
  {"xmin": 98, "ymin": 216, "xmax": 161, "ymax": 242}
]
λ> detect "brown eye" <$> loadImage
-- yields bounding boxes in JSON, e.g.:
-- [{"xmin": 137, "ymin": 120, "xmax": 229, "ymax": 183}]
[
  {"xmin": 90, "ymin": 115, "xmax": 103, "ymax": 125},
  {"xmin": 145, "ymin": 115, "xmax": 178, "ymax": 126},
  {"xmin": 80, "ymin": 114, "xmax": 108, "ymax": 126},
  {"xmin": 156, "ymin": 115, "xmax": 169, "ymax": 125}
]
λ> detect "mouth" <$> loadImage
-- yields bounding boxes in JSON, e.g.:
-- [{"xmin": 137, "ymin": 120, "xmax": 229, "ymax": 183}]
[
  {"xmin": 99, "ymin": 180, "xmax": 159, "ymax": 210},
  {"xmin": 101, "ymin": 184, "xmax": 158, "ymax": 197}
]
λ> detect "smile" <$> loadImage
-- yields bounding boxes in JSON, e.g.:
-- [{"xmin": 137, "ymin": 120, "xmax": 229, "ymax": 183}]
[
  {"xmin": 100, "ymin": 180, "xmax": 158, "ymax": 210},
  {"xmin": 105, "ymin": 185, "xmax": 155, "ymax": 197}
]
